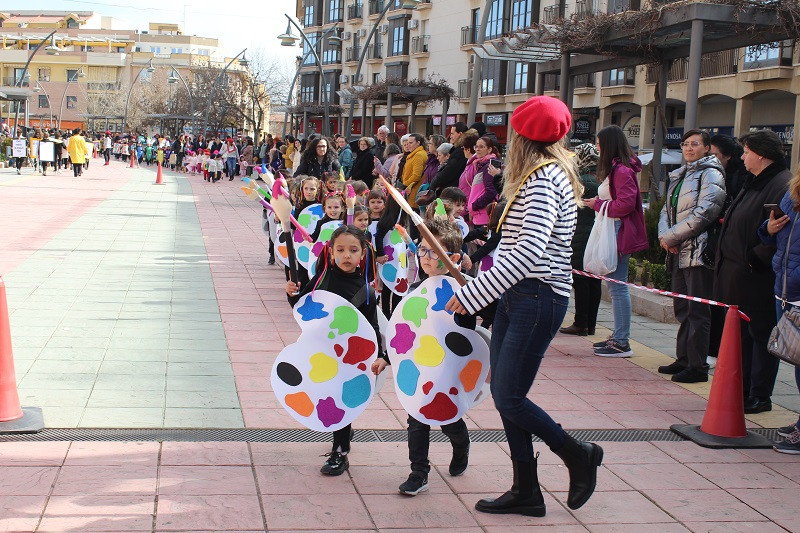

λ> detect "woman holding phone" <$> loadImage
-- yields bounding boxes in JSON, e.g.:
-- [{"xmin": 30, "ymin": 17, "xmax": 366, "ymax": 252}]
[{"xmin": 464, "ymin": 136, "xmax": 502, "ymax": 228}]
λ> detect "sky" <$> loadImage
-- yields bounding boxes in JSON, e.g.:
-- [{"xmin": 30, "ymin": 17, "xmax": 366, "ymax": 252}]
[{"xmin": 6, "ymin": 0, "xmax": 300, "ymax": 75}]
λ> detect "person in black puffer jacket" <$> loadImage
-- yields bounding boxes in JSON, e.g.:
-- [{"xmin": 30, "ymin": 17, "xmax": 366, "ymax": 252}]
[
  {"xmin": 294, "ymin": 137, "xmax": 341, "ymax": 179},
  {"xmin": 560, "ymin": 143, "xmax": 601, "ymax": 336}
]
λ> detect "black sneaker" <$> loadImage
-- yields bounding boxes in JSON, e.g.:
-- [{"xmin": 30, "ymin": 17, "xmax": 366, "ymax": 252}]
[
  {"xmin": 399, "ymin": 472, "xmax": 428, "ymax": 495},
  {"xmin": 671, "ymin": 367, "xmax": 708, "ymax": 383},
  {"xmin": 593, "ymin": 337, "xmax": 611, "ymax": 349},
  {"xmin": 658, "ymin": 361, "xmax": 686, "ymax": 375},
  {"xmin": 594, "ymin": 340, "xmax": 632, "ymax": 358},
  {"xmin": 778, "ymin": 423, "xmax": 798, "ymax": 438},
  {"xmin": 449, "ymin": 443, "xmax": 470, "ymax": 476},
  {"xmin": 774, "ymin": 429, "xmax": 800, "ymax": 454},
  {"xmin": 320, "ymin": 452, "xmax": 349, "ymax": 476},
  {"xmin": 267, "ymin": 254, "xmax": 275, "ymax": 265}
]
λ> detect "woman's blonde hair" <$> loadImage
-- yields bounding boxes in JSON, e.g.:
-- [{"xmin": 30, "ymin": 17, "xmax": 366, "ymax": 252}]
[
  {"xmin": 789, "ymin": 167, "xmax": 800, "ymax": 211},
  {"xmin": 501, "ymin": 130, "xmax": 583, "ymax": 205}
]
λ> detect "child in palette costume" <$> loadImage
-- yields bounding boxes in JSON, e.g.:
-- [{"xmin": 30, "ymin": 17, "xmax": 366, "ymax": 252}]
[
  {"xmin": 286, "ymin": 225, "xmax": 384, "ymax": 475},
  {"xmin": 372, "ymin": 218, "xmax": 473, "ymax": 495}
]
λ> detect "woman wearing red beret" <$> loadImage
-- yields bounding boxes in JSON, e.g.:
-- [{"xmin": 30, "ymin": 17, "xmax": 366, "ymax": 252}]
[{"xmin": 447, "ymin": 96, "xmax": 603, "ymax": 517}]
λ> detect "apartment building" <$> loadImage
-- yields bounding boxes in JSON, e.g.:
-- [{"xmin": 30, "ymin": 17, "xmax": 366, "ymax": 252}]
[
  {"xmin": 295, "ymin": 0, "xmax": 798, "ymax": 165},
  {"xmin": 0, "ymin": 12, "xmax": 257, "ymax": 135}
]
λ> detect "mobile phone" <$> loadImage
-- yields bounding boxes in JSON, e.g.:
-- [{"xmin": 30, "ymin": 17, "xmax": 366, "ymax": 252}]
[
  {"xmin": 765, "ymin": 204, "xmax": 786, "ymax": 218},
  {"xmin": 490, "ymin": 158, "xmax": 502, "ymax": 169}
]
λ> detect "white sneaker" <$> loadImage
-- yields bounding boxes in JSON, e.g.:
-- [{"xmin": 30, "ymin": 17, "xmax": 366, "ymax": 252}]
[{"xmin": 706, "ymin": 356, "xmax": 717, "ymax": 369}]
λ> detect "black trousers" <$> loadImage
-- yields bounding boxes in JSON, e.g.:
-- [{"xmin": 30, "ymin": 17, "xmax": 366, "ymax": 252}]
[
  {"xmin": 332, "ymin": 424, "xmax": 351, "ymax": 453},
  {"xmin": 572, "ymin": 273, "xmax": 601, "ymax": 331},
  {"xmin": 104, "ymin": 148, "xmax": 111, "ymax": 163},
  {"xmin": 381, "ymin": 285, "xmax": 402, "ymax": 319},
  {"xmin": 672, "ymin": 262, "xmax": 712, "ymax": 372},
  {"xmin": 72, "ymin": 163, "xmax": 82, "ymax": 177},
  {"xmin": 742, "ymin": 308, "xmax": 780, "ymax": 399},
  {"xmin": 407, "ymin": 415, "xmax": 469, "ymax": 474}
]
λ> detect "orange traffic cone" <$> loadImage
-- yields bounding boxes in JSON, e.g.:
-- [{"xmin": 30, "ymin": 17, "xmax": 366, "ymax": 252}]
[
  {"xmin": 155, "ymin": 162, "xmax": 164, "ymax": 185},
  {"xmin": 671, "ymin": 306, "xmax": 771, "ymax": 448},
  {"xmin": 129, "ymin": 153, "xmax": 136, "ymax": 169},
  {"xmin": 0, "ymin": 277, "xmax": 43, "ymax": 434}
]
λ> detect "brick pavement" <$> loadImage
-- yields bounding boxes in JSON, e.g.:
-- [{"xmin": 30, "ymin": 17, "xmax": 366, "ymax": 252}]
[{"xmin": 0, "ymin": 161, "xmax": 797, "ymax": 531}]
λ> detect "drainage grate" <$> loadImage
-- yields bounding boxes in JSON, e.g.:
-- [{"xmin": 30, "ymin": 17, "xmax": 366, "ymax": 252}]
[{"xmin": 1, "ymin": 427, "xmax": 779, "ymax": 443}]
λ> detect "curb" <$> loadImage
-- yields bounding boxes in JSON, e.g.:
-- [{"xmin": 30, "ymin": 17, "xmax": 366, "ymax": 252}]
[{"xmin": 601, "ymin": 282, "xmax": 678, "ymax": 324}]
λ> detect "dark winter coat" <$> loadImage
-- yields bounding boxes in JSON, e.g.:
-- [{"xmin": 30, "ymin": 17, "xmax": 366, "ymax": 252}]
[
  {"xmin": 351, "ymin": 148, "xmax": 376, "ymax": 188},
  {"xmin": 429, "ymin": 152, "xmax": 467, "ymax": 195},
  {"xmin": 572, "ymin": 170, "xmax": 600, "ymax": 270},
  {"xmin": 294, "ymin": 156, "xmax": 341, "ymax": 179},
  {"xmin": 715, "ymin": 162, "xmax": 791, "ymax": 316},
  {"xmin": 759, "ymin": 190, "xmax": 800, "ymax": 303}
]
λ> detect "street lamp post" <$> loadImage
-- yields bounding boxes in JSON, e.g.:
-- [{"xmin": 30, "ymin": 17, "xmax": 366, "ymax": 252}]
[
  {"xmin": 279, "ymin": 15, "xmax": 342, "ymax": 137},
  {"xmin": 345, "ymin": 0, "xmax": 420, "ymax": 139},
  {"xmin": 281, "ymin": 25, "xmax": 340, "ymax": 138},
  {"xmin": 201, "ymin": 48, "xmax": 248, "ymax": 137},
  {"xmin": 32, "ymin": 82, "xmax": 53, "ymax": 128},
  {"xmin": 168, "ymin": 67, "xmax": 195, "ymax": 136},
  {"xmin": 11, "ymin": 29, "xmax": 59, "ymax": 136},
  {"xmin": 122, "ymin": 59, "xmax": 155, "ymax": 133},
  {"xmin": 467, "ymin": 0, "xmax": 492, "ymax": 125},
  {"xmin": 57, "ymin": 68, "xmax": 86, "ymax": 130}
]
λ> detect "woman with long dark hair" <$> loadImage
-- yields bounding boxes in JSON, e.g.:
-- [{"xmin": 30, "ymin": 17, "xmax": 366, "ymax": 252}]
[
  {"xmin": 294, "ymin": 137, "xmax": 341, "ymax": 179},
  {"xmin": 447, "ymin": 96, "xmax": 603, "ymax": 518},
  {"xmin": 350, "ymin": 137, "xmax": 376, "ymax": 187},
  {"xmin": 583, "ymin": 125, "xmax": 648, "ymax": 357}
]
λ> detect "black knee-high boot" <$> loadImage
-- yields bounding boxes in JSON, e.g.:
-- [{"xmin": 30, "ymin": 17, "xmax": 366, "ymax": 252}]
[
  {"xmin": 475, "ymin": 458, "xmax": 546, "ymax": 517},
  {"xmin": 553, "ymin": 434, "xmax": 603, "ymax": 510}
]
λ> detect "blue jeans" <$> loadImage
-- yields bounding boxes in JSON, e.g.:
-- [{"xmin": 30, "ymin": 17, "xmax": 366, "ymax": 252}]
[
  {"xmin": 490, "ymin": 278, "xmax": 568, "ymax": 461},
  {"xmin": 605, "ymin": 221, "xmax": 631, "ymax": 343},
  {"xmin": 776, "ymin": 301, "xmax": 800, "ymax": 427},
  {"xmin": 225, "ymin": 157, "xmax": 236, "ymax": 176}
]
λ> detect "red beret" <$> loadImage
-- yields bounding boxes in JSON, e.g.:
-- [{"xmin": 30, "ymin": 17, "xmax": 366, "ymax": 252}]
[{"xmin": 510, "ymin": 96, "xmax": 572, "ymax": 143}]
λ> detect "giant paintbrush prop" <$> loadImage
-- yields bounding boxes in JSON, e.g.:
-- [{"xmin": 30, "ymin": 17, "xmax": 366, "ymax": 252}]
[
  {"xmin": 345, "ymin": 183, "xmax": 356, "ymax": 225},
  {"xmin": 271, "ymin": 176, "xmax": 300, "ymax": 283},
  {"xmin": 241, "ymin": 177, "xmax": 312, "ymax": 243},
  {"xmin": 378, "ymin": 176, "xmax": 466, "ymax": 286}
]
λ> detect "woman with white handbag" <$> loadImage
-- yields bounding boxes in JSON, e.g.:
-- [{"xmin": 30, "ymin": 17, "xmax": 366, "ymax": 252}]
[{"xmin": 583, "ymin": 126, "xmax": 648, "ymax": 357}]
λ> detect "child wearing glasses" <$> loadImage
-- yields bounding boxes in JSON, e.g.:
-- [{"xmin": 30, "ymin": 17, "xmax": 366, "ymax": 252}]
[{"xmin": 372, "ymin": 217, "xmax": 473, "ymax": 496}]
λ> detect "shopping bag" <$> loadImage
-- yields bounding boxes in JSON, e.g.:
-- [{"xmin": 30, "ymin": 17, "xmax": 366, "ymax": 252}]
[{"xmin": 583, "ymin": 202, "xmax": 618, "ymax": 276}]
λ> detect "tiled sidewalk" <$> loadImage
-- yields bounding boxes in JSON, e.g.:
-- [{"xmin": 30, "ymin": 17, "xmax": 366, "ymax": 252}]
[{"xmin": 0, "ymin": 439, "xmax": 796, "ymax": 532}]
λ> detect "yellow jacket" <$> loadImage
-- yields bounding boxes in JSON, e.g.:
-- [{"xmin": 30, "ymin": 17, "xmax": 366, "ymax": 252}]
[
  {"xmin": 284, "ymin": 144, "xmax": 295, "ymax": 169},
  {"xmin": 67, "ymin": 134, "xmax": 89, "ymax": 164},
  {"xmin": 402, "ymin": 145, "xmax": 427, "ymax": 208}
]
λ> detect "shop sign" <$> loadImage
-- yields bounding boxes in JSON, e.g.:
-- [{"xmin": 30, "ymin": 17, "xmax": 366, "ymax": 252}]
[
  {"xmin": 485, "ymin": 113, "xmax": 506, "ymax": 126},
  {"xmin": 432, "ymin": 115, "xmax": 457, "ymax": 126},
  {"xmin": 574, "ymin": 118, "xmax": 592, "ymax": 137},
  {"xmin": 753, "ymin": 124, "xmax": 794, "ymax": 144},
  {"xmin": 622, "ymin": 115, "xmax": 641, "ymax": 148}
]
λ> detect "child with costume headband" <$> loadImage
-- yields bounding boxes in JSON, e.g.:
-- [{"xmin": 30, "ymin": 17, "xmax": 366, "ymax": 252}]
[
  {"xmin": 286, "ymin": 225, "xmax": 384, "ymax": 476},
  {"xmin": 372, "ymin": 218, "xmax": 473, "ymax": 495},
  {"xmin": 310, "ymin": 192, "xmax": 345, "ymax": 241}
]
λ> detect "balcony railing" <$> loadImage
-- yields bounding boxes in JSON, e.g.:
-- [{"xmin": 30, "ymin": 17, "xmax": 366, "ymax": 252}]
[
  {"xmin": 87, "ymin": 82, "xmax": 121, "ymax": 91},
  {"xmin": 461, "ymin": 26, "xmax": 477, "ymax": 46},
  {"xmin": 368, "ymin": 0, "xmax": 384, "ymax": 15},
  {"xmin": 3, "ymin": 77, "xmax": 28, "ymax": 87},
  {"xmin": 346, "ymin": 46, "xmax": 361, "ymax": 62},
  {"xmin": 542, "ymin": 4, "xmax": 564, "ymax": 24},
  {"xmin": 645, "ymin": 49, "xmax": 738, "ymax": 83},
  {"xmin": 458, "ymin": 79, "xmax": 471, "ymax": 99},
  {"xmin": 367, "ymin": 42, "xmax": 383, "ymax": 59},
  {"xmin": 575, "ymin": 0, "xmax": 598, "ymax": 20},
  {"xmin": 348, "ymin": 2, "xmax": 363, "ymax": 19},
  {"xmin": 411, "ymin": 35, "xmax": 430, "ymax": 54}
]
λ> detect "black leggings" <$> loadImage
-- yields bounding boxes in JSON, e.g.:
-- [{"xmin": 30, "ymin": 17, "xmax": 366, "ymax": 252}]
[{"xmin": 73, "ymin": 163, "xmax": 82, "ymax": 177}]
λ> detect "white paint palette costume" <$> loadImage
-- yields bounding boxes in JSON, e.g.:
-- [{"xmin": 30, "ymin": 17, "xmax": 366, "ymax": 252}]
[
  {"xmin": 275, "ymin": 203, "xmax": 323, "ymax": 268},
  {"xmin": 296, "ymin": 220, "xmax": 343, "ymax": 277},
  {"xmin": 271, "ymin": 290, "xmax": 380, "ymax": 432},
  {"xmin": 387, "ymin": 275, "xmax": 490, "ymax": 425}
]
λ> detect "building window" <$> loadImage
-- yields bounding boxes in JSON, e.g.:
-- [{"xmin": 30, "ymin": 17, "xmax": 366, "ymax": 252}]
[
  {"xmin": 327, "ymin": 0, "xmax": 344, "ymax": 22},
  {"xmin": 481, "ymin": 59, "xmax": 505, "ymax": 96},
  {"xmin": 607, "ymin": 0, "xmax": 639, "ymax": 14},
  {"xmin": 385, "ymin": 63, "xmax": 408, "ymax": 80},
  {"xmin": 197, "ymin": 49, "xmax": 209, "ymax": 56},
  {"xmin": 511, "ymin": 62, "xmax": 529, "ymax": 93},
  {"xmin": 511, "ymin": 0, "xmax": 532, "ymax": 30},
  {"xmin": 604, "ymin": 67, "xmax": 635, "ymax": 86},
  {"xmin": 38, "ymin": 68, "xmax": 50, "ymax": 81},
  {"xmin": 171, "ymin": 47, "xmax": 183, "ymax": 54},
  {"xmin": 66, "ymin": 96, "xmax": 78, "ymax": 109},
  {"xmin": 301, "ymin": 73, "xmax": 318, "ymax": 103},
  {"xmin": 117, "ymin": 46, "xmax": 125, "ymax": 53},
  {"xmin": 150, "ymin": 46, "xmax": 161, "ymax": 53},
  {"xmin": 38, "ymin": 95, "xmax": 50, "ymax": 108},
  {"xmin": 372, "ymin": 72, "xmax": 382, "ymax": 83},
  {"xmin": 304, "ymin": 0, "xmax": 322, "ymax": 26},
  {"xmin": 303, "ymin": 32, "xmax": 320, "ymax": 65},
  {"xmin": 744, "ymin": 41, "xmax": 793, "ymax": 69},
  {"xmin": 486, "ymin": 0, "xmax": 505, "ymax": 40},
  {"xmin": 389, "ymin": 20, "xmax": 407, "ymax": 56},
  {"xmin": 66, "ymin": 17, "xmax": 78, "ymax": 28},
  {"xmin": 66, "ymin": 69, "xmax": 80, "ymax": 81},
  {"xmin": 322, "ymin": 36, "xmax": 341, "ymax": 64}
]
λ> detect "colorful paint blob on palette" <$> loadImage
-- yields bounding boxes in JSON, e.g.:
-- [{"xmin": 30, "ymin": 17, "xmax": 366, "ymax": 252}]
[
  {"xmin": 386, "ymin": 275, "xmax": 490, "ymax": 425},
  {"xmin": 271, "ymin": 291, "xmax": 380, "ymax": 432}
]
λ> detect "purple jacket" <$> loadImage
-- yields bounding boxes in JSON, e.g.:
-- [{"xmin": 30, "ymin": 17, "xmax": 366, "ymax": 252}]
[{"xmin": 594, "ymin": 157, "xmax": 649, "ymax": 255}]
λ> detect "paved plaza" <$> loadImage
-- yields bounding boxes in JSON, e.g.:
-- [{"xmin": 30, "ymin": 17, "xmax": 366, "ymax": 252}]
[{"xmin": 0, "ymin": 160, "xmax": 798, "ymax": 532}]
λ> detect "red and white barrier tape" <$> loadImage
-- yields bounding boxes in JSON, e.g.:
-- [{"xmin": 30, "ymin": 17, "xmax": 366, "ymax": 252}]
[{"xmin": 572, "ymin": 269, "xmax": 751, "ymax": 322}]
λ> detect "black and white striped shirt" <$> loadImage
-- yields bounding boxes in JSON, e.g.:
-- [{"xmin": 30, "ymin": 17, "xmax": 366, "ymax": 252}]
[{"xmin": 456, "ymin": 162, "xmax": 577, "ymax": 314}]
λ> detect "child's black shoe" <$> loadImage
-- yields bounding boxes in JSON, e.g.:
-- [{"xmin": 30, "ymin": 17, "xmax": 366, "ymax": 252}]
[
  {"xmin": 268, "ymin": 254, "xmax": 275, "ymax": 265},
  {"xmin": 399, "ymin": 472, "xmax": 428, "ymax": 496},
  {"xmin": 320, "ymin": 451, "xmax": 349, "ymax": 476},
  {"xmin": 449, "ymin": 443, "xmax": 470, "ymax": 476}
]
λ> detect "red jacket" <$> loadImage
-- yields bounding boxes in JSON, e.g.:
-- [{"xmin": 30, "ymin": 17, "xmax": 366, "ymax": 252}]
[{"xmin": 594, "ymin": 157, "xmax": 648, "ymax": 255}]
